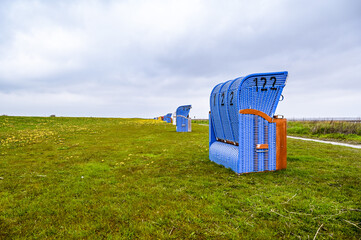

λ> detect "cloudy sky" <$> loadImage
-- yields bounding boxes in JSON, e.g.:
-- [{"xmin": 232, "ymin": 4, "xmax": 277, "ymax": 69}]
[{"xmin": 0, "ymin": 0, "xmax": 360, "ymax": 118}]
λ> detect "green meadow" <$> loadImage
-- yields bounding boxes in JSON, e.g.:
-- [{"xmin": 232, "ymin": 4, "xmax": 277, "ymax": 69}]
[{"xmin": 0, "ymin": 116, "xmax": 360, "ymax": 239}]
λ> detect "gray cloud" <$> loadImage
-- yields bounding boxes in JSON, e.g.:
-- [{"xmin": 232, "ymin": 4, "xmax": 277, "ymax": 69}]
[{"xmin": 0, "ymin": 0, "xmax": 360, "ymax": 118}]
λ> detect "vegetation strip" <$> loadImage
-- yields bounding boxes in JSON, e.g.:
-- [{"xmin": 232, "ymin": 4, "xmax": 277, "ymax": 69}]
[
  {"xmin": 287, "ymin": 136, "xmax": 361, "ymax": 149},
  {"xmin": 287, "ymin": 121, "xmax": 361, "ymax": 144}
]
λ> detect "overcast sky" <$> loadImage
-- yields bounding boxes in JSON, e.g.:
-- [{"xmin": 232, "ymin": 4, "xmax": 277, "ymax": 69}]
[{"xmin": 0, "ymin": 0, "xmax": 360, "ymax": 118}]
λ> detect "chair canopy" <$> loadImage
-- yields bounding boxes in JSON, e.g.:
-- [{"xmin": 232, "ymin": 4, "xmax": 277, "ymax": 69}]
[
  {"xmin": 176, "ymin": 105, "xmax": 192, "ymax": 118},
  {"xmin": 210, "ymin": 71, "xmax": 287, "ymax": 144}
]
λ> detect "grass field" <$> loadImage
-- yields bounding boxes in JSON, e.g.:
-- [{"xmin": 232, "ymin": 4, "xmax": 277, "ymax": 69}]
[{"xmin": 0, "ymin": 116, "xmax": 360, "ymax": 239}]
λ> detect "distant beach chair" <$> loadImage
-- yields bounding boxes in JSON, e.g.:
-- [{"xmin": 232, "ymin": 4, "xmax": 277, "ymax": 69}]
[
  {"xmin": 209, "ymin": 71, "xmax": 288, "ymax": 174},
  {"xmin": 163, "ymin": 113, "xmax": 172, "ymax": 123},
  {"xmin": 176, "ymin": 105, "xmax": 192, "ymax": 132}
]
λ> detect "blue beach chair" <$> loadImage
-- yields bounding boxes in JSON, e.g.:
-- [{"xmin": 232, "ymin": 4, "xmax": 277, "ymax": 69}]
[
  {"xmin": 209, "ymin": 71, "xmax": 288, "ymax": 174},
  {"xmin": 164, "ymin": 113, "xmax": 172, "ymax": 123},
  {"xmin": 176, "ymin": 105, "xmax": 192, "ymax": 132}
]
